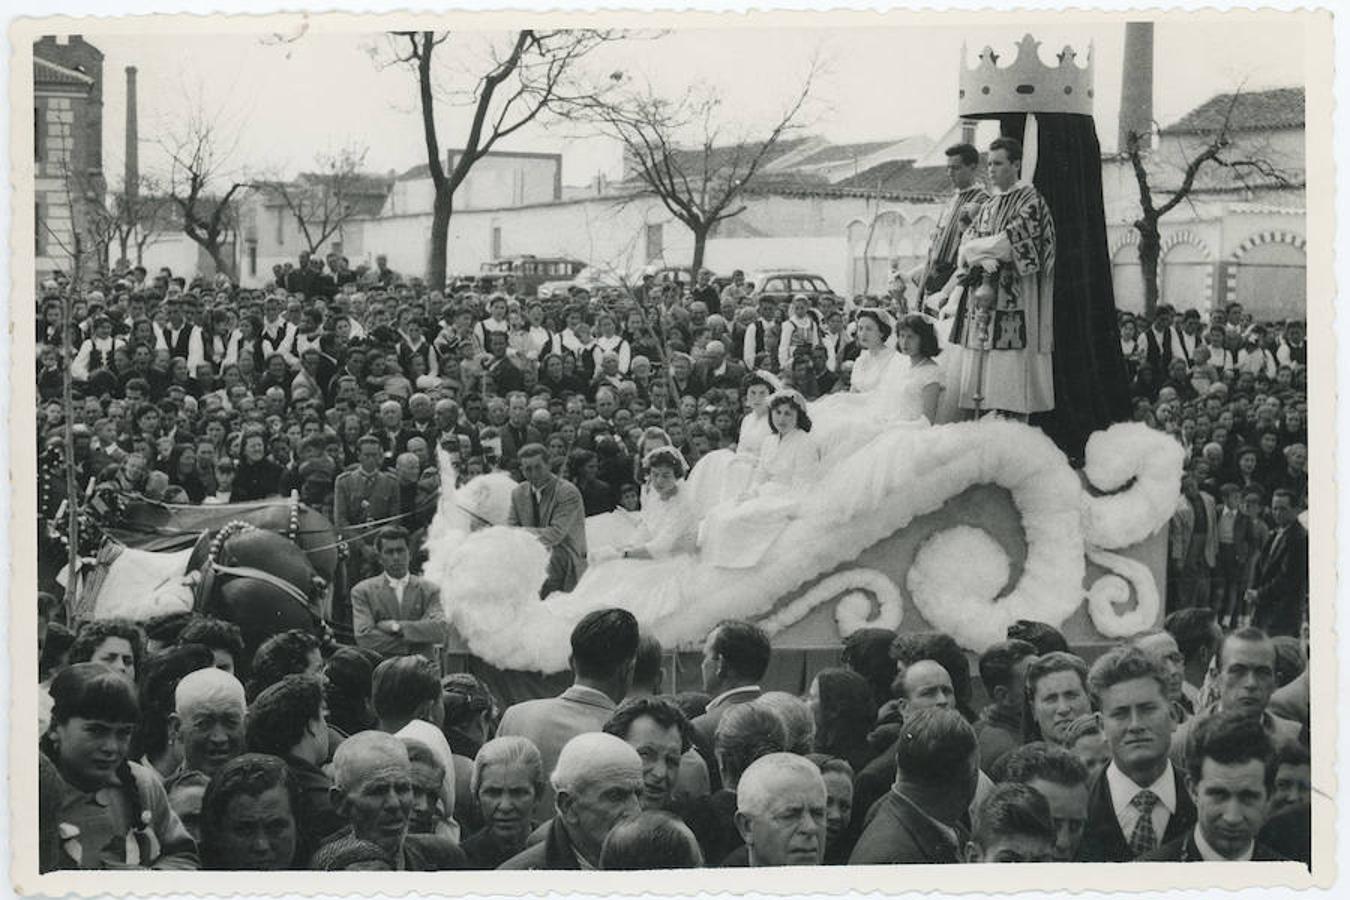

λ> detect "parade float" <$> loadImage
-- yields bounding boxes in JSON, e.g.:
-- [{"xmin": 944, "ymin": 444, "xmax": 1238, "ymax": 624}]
[{"xmin": 424, "ymin": 418, "xmax": 1182, "ymax": 695}]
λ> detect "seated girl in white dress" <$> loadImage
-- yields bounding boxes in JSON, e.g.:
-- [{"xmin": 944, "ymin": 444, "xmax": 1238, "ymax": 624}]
[
  {"xmin": 593, "ymin": 447, "xmax": 699, "ymax": 563},
  {"xmin": 892, "ymin": 314, "xmax": 945, "ymax": 424},
  {"xmin": 698, "ymin": 389, "xmax": 823, "ymax": 569},
  {"xmin": 683, "ymin": 371, "xmax": 779, "ymax": 513}
]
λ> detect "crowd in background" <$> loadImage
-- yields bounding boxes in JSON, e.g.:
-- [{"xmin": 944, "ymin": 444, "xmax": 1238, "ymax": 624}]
[{"xmin": 32, "ymin": 253, "xmax": 1312, "ymax": 871}]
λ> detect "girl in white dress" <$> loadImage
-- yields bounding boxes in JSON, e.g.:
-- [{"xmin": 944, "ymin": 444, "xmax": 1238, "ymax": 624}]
[
  {"xmin": 699, "ymin": 390, "xmax": 823, "ymax": 568},
  {"xmin": 683, "ymin": 371, "xmax": 779, "ymax": 513},
  {"xmin": 892, "ymin": 314, "xmax": 945, "ymax": 424}
]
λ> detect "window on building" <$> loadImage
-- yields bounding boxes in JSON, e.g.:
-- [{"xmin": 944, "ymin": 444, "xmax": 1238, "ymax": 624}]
[
  {"xmin": 35, "ymin": 106, "xmax": 44, "ymax": 164},
  {"xmin": 247, "ymin": 240, "xmax": 258, "ymax": 278},
  {"xmin": 491, "ymin": 226, "xmax": 502, "ymax": 260},
  {"xmin": 646, "ymin": 223, "xmax": 663, "ymax": 262}
]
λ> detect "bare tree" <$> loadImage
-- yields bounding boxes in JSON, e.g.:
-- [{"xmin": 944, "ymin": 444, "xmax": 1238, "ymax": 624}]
[
  {"xmin": 1125, "ymin": 88, "xmax": 1294, "ymax": 315},
  {"xmin": 256, "ymin": 144, "xmax": 375, "ymax": 255},
  {"xmin": 384, "ymin": 30, "xmax": 618, "ymax": 288},
  {"xmin": 579, "ymin": 65, "xmax": 817, "ymax": 274},
  {"xmin": 161, "ymin": 107, "xmax": 248, "ymax": 280},
  {"xmin": 96, "ymin": 174, "xmax": 174, "ymax": 270}
]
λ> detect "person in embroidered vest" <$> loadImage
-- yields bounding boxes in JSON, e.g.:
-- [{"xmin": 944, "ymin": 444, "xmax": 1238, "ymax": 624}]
[
  {"xmin": 496, "ymin": 608, "xmax": 639, "ymax": 823},
  {"xmin": 497, "ymin": 732, "xmax": 644, "ymax": 870},
  {"xmin": 777, "ymin": 294, "xmax": 822, "ymax": 372},
  {"xmin": 42, "ymin": 663, "xmax": 199, "ymax": 870},
  {"xmin": 311, "ymin": 731, "xmax": 466, "ymax": 871},
  {"xmin": 914, "ymin": 143, "xmax": 990, "ymax": 316},
  {"xmin": 849, "ymin": 707, "xmax": 980, "ymax": 865},
  {"xmin": 739, "ymin": 295, "xmax": 779, "ymax": 373},
  {"xmin": 259, "ymin": 295, "xmax": 300, "ymax": 370},
  {"xmin": 1076, "ymin": 647, "xmax": 1195, "ymax": 862},
  {"xmin": 199, "ymin": 754, "xmax": 301, "ymax": 870},
  {"xmin": 72, "ymin": 315, "xmax": 125, "ymax": 382},
  {"xmin": 350, "ymin": 526, "xmax": 447, "ymax": 662},
  {"xmin": 949, "ymin": 137, "xmax": 1056, "ymax": 420},
  {"xmin": 730, "ymin": 753, "xmax": 827, "ymax": 867},
  {"xmin": 156, "ymin": 295, "xmax": 206, "ymax": 373},
  {"xmin": 1142, "ymin": 711, "xmax": 1290, "ymax": 861}
]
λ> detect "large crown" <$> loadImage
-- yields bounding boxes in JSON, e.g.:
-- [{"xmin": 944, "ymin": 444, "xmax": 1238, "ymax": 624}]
[{"xmin": 958, "ymin": 33, "xmax": 1094, "ymax": 117}]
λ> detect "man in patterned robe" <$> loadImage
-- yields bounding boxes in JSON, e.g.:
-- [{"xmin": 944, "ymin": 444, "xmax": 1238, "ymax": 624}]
[
  {"xmin": 914, "ymin": 143, "xmax": 991, "ymax": 312},
  {"xmin": 953, "ymin": 137, "xmax": 1056, "ymax": 418}
]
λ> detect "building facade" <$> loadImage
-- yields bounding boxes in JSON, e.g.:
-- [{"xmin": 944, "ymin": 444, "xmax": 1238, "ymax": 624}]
[{"xmin": 34, "ymin": 34, "xmax": 105, "ymax": 282}]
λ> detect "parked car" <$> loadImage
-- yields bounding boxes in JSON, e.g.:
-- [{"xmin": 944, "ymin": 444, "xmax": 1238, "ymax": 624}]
[
  {"xmin": 746, "ymin": 270, "xmax": 839, "ymax": 307},
  {"xmin": 537, "ymin": 264, "xmax": 629, "ymax": 301}
]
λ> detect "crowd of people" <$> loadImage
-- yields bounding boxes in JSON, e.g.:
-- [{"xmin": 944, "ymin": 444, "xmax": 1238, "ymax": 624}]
[
  {"xmin": 30, "ymin": 244, "xmax": 1312, "ymax": 872},
  {"xmin": 37, "ymin": 604, "xmax": 1311, "ymax": 870}
]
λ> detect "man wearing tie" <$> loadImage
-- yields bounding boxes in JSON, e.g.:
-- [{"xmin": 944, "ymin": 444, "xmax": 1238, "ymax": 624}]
[
  {"xmin": 1247, "ymin": 489, "xmax": 1309, "ymax": 637},
  {"xmin": 508, "ymin": 443, "xmax": 587, "ymax": 597},
  {"xmin": 351, "ymin": 525, "xmax": 447, "ymax": 663}
]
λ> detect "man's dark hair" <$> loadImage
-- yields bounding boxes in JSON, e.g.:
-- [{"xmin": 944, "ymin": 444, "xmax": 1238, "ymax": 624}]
[
  {"xmin": 1185, "ymin": 709, "xmax": 1278, "ymax": 793},
  {"xmin": 979, "ymin": 639, "xmax": 1038, "ymax": 695},
  {"xmin": 247, "ymin": 629, "xmax": 320, "ymax": 701},
  {"xmin": 1007, "ymin": 620, "xmax": 1070, "ymax": 656},
  {"xmin": 570, "ymin": 608, "xmax": 640, "ymax": 681},
  {"xmin": 1163, "ymin": 608, "xmax": 1220, "ymax": 663},
  {"xmin": 142, "ymin": 611, "xmax": 198, "ymax": 647},
  {"xmin": 999, "ymin": 741, "xmax": 1089, "ymax": 788},
  {"xmin": 894, "ymin": 707, "xmax": 977, "ymax": 784},
  {"xmin": 178, "ymin": 617, "xmax": 245, "ymax": 660},
  {"xmin": 1086, "ymin": 646, "xmax": 1168, "ymax": 706},
  {"xmin": 600, "ymin": 810, "xmax": 703, "ymax": 869},
  {"xmin": 989, "ymin": 136, "xmax": 1024, "ymax": 163},
  {"xmin": 971, "ymin": 781, "xmax": 1055, "ymax": 851},
  {"xmin": 709, "ymin": 620, "xmax": 772, "ymax": 683},
  {"xmin": 714, "ymin": 702, "xmax": 789, "ymax": 785},
  {"xmin": 1276, "ymin": 741, "xmax": 1310, "ymax": 771},
  {"xmin": 1218, "ymin": 625, "xmax": 1274, "ymax": 669},
  {"xmin": 604, "ymin": 696, "xmax": 695, "ymax": 753},
  {"xmin": 944, "ymin": 142, "xmax": 980, "ymax": 167},
  {"xmin": 200, "ymin": 754, "xmax": 300, "ymax": 870},
  {"xmin": 517, "ymin": 442, "xmax": 548, "ymax": 463},
  {"xmin": 841, "ymin": 627, "xmax": 899, "ymax": 708},
  {"xmin": 68, "ymin": 619, "xmax": 146, "ymax": 673},
  {"xmin": 632, "ymin": 634, "xmax": 664, "ymax": 693},
  {"xmin": 246, "ymin": 674, "xmax": 325, "ymax": 757},
  {"xmin": 891, "ymin": 631, "xmax": 972, "ymax": 719},
  {"xmin": 372, "ymin": 656, "xmax": 443, "ymax": 725},
  {"xmin": 376, "ymin": 525, "xmax": 410, "ymax": 551}
]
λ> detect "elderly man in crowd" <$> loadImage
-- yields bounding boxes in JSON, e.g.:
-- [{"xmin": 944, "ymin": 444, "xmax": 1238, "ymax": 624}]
[
  {"xmin": 166, "ymin": 667, "xmax": 248, "ymax": 793},
  {"xmin": 730, "ymin": 753, "xmax": 828, "ymax": 867},
  {"xmin": 313, "ymin": 731, "xmax": 466, "ymax": 870},
  {"xmin": 499, "ymin": 732, "xmax": 644, "ymax": 870}
]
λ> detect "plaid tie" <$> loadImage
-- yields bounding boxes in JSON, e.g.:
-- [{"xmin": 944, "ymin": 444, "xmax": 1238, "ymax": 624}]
[{"xmin": 1129, "ymin": 790, "xmax": 1160, "ymax": 857}]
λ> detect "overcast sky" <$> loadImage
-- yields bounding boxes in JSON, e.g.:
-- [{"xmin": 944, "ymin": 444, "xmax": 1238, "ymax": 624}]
[{"xmin": 80, "ymin": 14, "xmax": 1309, "ymax": 190}]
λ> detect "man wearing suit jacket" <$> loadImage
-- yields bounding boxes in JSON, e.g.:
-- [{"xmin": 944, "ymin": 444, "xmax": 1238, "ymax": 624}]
[
  {"xmin": 1247, "ymin": 489, "xmax": 1309, "ymax": 637},
  {"xmin": 1077, "ymin": 647, "xmax": 1197, "ymax": 861},
  {"xmin": 496, "ymin": 608, "xmax": 640, "ymax": 824},
  {"xmin": 689, "ymin": 341, "xmax": 748, "ymax": 398},
  {"xmin": 333, "ymin": 436, "xmax": 402, "ymax": 592},
  {"xmin": 689, "ymin": 620, "xmax": 771, "ymax": 791},
  {"xmin": 508, "ymin": 443, "xmax": 587, "ymax": 596},
  {"xmin": 849, "ymin": 708, "xmax": 980, "ymax": 864},
  {"xmin": 1169, "ymin": 473, "xmax": 1219, "ymax": 609},
  {"xmin": 350, "ymin": 526, "xmax": 447, "ymax": 662},
  {"xmin": 1143, "ymin": 711, "xmax": 1290, "ymax": 861}
]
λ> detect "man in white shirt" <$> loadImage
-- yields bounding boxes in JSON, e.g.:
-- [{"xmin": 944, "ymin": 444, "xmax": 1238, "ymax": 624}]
[
  {"xmin": 260, "ymin": 294, "xmax": 300, "ymax": 369},
  {"xmin": 156, "ymin": 296, "xmax": 205, "ymax": 373},
  {"xmin": 1077, "ymin": 646, "xmax": 1196, "ymax": 861},
  {"xmin": 1142, "ymin": 711, "xmax": 1290, "ymax": 860}
]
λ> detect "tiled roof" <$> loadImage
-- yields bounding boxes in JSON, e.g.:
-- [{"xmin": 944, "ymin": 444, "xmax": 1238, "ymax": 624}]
[
  {"xmin": 1161, "ymin": 87, "xmax": 1304, "ymax": 135},
  {"xmin": 34, "ymin": 56, "xmax": 93, "ymax": 87},
  {"xmin": 833, "ymin": 157, "xmax": 984, "ymax": 199},
  {"xmin": 793, "ymin": 140, "xmax": 900, "ymax": 166}
]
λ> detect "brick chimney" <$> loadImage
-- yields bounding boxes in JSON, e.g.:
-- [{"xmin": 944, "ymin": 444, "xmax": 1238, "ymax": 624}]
[
  {"xmin": 1118, "ymin": 22, "xmax": 1155, "ymax": 152},
  {"xmin": 125, "ymin": 66, "xmax": 138, "ymax": 200}
]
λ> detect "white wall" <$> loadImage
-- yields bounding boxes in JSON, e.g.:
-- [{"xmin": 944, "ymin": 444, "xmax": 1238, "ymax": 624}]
[{"xmin": 703, "ymin": 237, "xmax": 849, "ymax": 291}]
